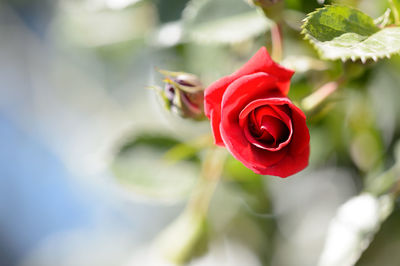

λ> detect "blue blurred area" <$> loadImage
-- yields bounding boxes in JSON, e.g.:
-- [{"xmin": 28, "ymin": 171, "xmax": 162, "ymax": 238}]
[
  {"xmin": 0, "ymin": 2, "xmax": 185, "ymax": 264},
  {"xmin": 0, "ymin": 3, "xmax": 94, "ymax": 263},
  {"xmin": 0, "ymin": 115, "xmax": 93, "ymax": 266},
  {"xmin": 8, "ymin": 0, "xmax": 53, "ymax": 38}
]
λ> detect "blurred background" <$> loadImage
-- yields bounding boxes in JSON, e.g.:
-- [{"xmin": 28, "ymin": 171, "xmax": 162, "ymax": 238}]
[{"xmin": 1, "ymin": 0, "xmax": 400, "ymax": 265}]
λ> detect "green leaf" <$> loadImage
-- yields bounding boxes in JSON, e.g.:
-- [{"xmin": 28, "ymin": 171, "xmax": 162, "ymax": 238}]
[
  {"xmin": 302, "ymin": 5, "xmax": 400, "ymax": 62},
  {"xmin": 111, "ymin": 134, "xmax": 199, "ymax": 203},
  {"xmin": 307, "ymin": 27, "xmax": 400, "ymax": 62},
  {"xmin": 163, "ymin": 135, "xmax": 212, "ymax": 163},
  {"xmin": 182, "ymin": 0, "xmax": 272, "ymax": 44},
  {"xmin": 303, "ymin": 5, "xmax": 379, "ymax": 42},
  {"xmin": 118, "ymin": 134, "xmax": 181, "ymax": 154}
]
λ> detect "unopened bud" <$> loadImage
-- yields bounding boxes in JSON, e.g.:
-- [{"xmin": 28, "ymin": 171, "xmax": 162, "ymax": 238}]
[{"xmin": 156, "ymin": 70, "xmax": 205, "ymax": 120}]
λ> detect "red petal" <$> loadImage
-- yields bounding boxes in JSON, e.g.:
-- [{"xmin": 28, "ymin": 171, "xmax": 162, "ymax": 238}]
[
  {"xmin": 220, "ymin": 74, "xmax": 290, "ymax": 169},
  {"xmin": 220, "ymin": 75, "xmax": 309, "ymax": 177},
  {"xmin": 251, "ymin": 103, "xmax": 310, "ymax": 177},
  {"xmin": 260, "ymin": 116, "xmax": 288, "ymax": 144},
  {"xmin": 204, "ymin": 76, "xmax": 233, "ymax": 118},
  {"xmin": 204, "ymin": 76, "xmax": 233, "ymax": 146},
  {"xmin": 238, "ymin": 99, "xmax": 293, "ymax": 151},
  {"xmin": 210, "ymin": 110, "xmax": 225, "ymax": 146},
  {"xmin": 287, "ymin": 103, "xmax": 310, "ymax": 155},
  {"xmin": 204, "ymin": 47, "xmax": 294, "ymax": 146},
  {"xmin": 232, "ymin": 47, "xmax": 294, "ymax": 95},
  {"xmin": 252, "ymin": 144, "xmax": 310, "ymax": 178}
]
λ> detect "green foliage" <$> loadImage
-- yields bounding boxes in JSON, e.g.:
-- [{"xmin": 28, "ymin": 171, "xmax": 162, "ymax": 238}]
[
  {"xmin": 303, "ymin": 5, "xmax": 379, "ymax": 42},
  {"xmin": 156, "ymin": 0, "xmax": 190, "ymax": 23},
  {"xmin": 389, "ymin": 0, "xmax": 400, "ymax": 24},
  {"xmin": 182, "ymin": 0, "xmax": 272, "ymax": 44},
  {"xmin": 62, "ymin": 0, "xmax": 400, "ymax": 264},
  {"xmin": 112, "ymin": 134, "xmax": 200, "ymax": 202},
  {"xmin": 118, "ymin": 134, "xmax": 181, "ymax": 154},
  {"xmin": 365, "ymin": 140, "xmax": 400, "ymax": 196},
  {"xmin": 224, "ymin": 155, "xmax": 259, "ymax": 181},
  {"xmin": 302, "ymin": 5, "xmax": 400, "ymax": 62}
]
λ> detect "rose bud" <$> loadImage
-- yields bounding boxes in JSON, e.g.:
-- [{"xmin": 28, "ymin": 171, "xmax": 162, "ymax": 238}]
[
  {"xmin": 157, "ymin": 70, "xmax": 205, "ymax": 121},
  {"xmin": 204, "ymin": 47, "xmax": 310, "ymax": 178}
]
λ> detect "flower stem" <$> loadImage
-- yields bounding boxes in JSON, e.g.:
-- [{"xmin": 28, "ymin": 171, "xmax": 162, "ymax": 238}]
[
  {"xmin": 389, "ymin": 0, "xmax": 400, "ymax": 25},
  {"xmin": 301, "ymin": 81, "xmax": 339, "ymax": 113},
  {"xmin": 188, "ymin": 147, "xmax": 227, "ymax": 215},
  {"xmin": 154, "ymin": 147, "xmax": 227, "ymax": 264},
  {"xmin": 271, "ymin": 23, "xmax": 283, "ymax": 62}
]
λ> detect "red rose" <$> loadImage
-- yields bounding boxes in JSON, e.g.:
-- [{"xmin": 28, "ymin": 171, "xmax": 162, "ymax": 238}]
[{"xmin": 204, "ymin": 47, "xmax": 310, "ymax": 177}]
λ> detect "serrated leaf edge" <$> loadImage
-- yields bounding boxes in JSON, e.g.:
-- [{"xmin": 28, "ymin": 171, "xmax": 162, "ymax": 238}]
[{"xmin": 301, "ymin": 5, "xmax": 399, "ymax": 62}]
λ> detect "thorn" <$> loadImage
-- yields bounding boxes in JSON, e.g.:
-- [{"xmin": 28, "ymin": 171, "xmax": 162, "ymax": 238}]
[
  {"xmin": 351, "ymin": 56, "xmax": 356, "ymax": 61},
  {"xmin": 361, "ymin": 57, "xmax": 366, "ymax": 64},
  {"xmin": 341, "ymin": 57, "xmax": 346, "ymax": 62},
  {"xmin": 372, "ymin": 56, "xmax": 378, "ymax": 62}
]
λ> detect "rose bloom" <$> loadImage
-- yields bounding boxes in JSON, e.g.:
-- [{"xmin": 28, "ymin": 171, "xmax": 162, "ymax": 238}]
[{"xmin": 204, "ymin": 47, "xmax": 310, "ymax": 177}]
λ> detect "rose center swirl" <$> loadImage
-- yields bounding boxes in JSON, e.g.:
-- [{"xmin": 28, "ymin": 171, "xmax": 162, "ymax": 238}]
[{"xmin": 239, "ymin": 102, "xmax": 293, "ymax": 151}]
